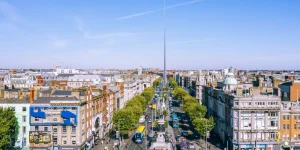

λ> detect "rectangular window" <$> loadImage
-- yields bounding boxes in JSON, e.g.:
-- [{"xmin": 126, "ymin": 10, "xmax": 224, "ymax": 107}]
[
  {"xmin": 44, "ymin": 127, "xmax": 48, "ymax": 131},
  {"xmin": 283, "ymin": 115, "xmax": 286, "ymax": 120},
  {"xmin": 72, "ymin": 126, "xmax": 76, "ymax": 132},
  {"xmin": 53, "ymin": 118, "xmax": 57, "ymax": 121},
  {"xmin": 22, "ymin": 126, "xmax": 26, "ymax": 134},
  {"xmin": 295, "ymin": 124, "xmax": 297, "ymax": 130},
  {"xmin": 53, "ymin": 127, "xmax": 57, "ymax": 133},
  {"xmin": 53, "ymin": 136, "xmax": 57, "ymax": 144},
  {"xmin": 287, "ymin": 115, "xmax": 290, "ymax": 120},
  {"xmin": 63, "ymin": 126, "xmax": 66, "ymax": 132},
  {"xmin": 62, "ymin": 136, "xmax": 67, "ymax": 144},
  {"xmin": 72, "ymin": 136, "xmax": 76, "ymax": 144},
  {"xmin": 287, "ymin": 124, "xmax": 290, "ymax": 130},
  {"xmin": 22, "ymin": 116, "xmax": 26, "ymax": 122},
  {"xmin": 11, "ymin": 107, "xmax": 15, "ymax": 111},
  {"xmin": 283, "ymin": 124, "xmax": 286, "ymax": 130},
  {"xmin": 35, "ymin": 118, "xmax": 39, "ymax": 122},
  {"xmin": 35, "ymin": 126, "xmax": 38, "ymax": 131},
  {"xmin": 22, "ymin": 107, "xmax": 26, "ymax": 111}
]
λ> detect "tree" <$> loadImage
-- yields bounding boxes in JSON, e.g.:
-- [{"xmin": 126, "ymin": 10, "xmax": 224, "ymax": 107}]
[
  {"xmin": 184, "ymin": 103, "xmax": 207, "ymax": 120},
  {"xmin": 141, "ymin": 91, "xmax": 153, "ymax": 102},
  {"xmin": 112, "ymin": 109, "xmax": 136, "ymax": 134},
  {"xmin": 173, "ymin": 87, "xmax": 188, "ymax": 100},
  {"xmin": 164, "ymin": 120, "xmax": 168, "ymax": 128},
  {"xmin": 153, "ymin": 77, "xmax": 162, "ymax": 88},
  {"xmin": 169, "ymin": 78, "xmax": 178, "ymax": 89},
  {"xmin": 163, "ymin": 110, "xmax": 168, "ymax": 118},
  {"xmin": 0, "ymin": 107, "xmax": 18, "ymax": 149},
  {"xmin": 192, "ymin": 117, "xmax": 215, "ymax": 137}
]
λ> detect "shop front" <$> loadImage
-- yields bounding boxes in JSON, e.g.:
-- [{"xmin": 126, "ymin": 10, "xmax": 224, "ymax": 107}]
[
  {"xmin": 282, "ymin": 142, "xmax": 300, "ymax": 150},
  {"xmin": 234, "ymin": 141, "xmax": 278, "ymax": 150}
]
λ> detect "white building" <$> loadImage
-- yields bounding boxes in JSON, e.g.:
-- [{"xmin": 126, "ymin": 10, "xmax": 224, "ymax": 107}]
[
  {"xmin": 67, "ymin": 75, "xmax": 105, "ymax": 88},
  {"xmin": 4, "ymin": 74, "xmax": 38, "ymax": 89}
]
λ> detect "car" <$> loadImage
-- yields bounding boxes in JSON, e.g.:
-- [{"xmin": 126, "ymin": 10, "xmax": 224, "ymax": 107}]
[
  {"xmin": 189, "ymin": 142, "xmax": 195, "ymax": 149},
  {"xmin": 182, "ymin": 130, "xmax": 189, "ymax": 136}
]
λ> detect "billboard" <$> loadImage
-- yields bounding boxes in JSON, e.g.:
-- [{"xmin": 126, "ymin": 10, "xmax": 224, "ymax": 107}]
[{"xmin": 29, "ymin": 131, "xmax": 51, "ymax": 143}]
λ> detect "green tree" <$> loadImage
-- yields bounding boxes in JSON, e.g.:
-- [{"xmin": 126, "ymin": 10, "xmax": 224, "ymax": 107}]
[
  {"xmin": 184, "ymin": 103, "xmax": 207, "ymax": 120},
  {"xmin": 141, "ymin": 91, "xmax": 153, "ymax": 102},
  {"xmin": 173, "ymin": 87, "xmax": 188, "ymax": 100},
  {"xmin": 163, "ymin": 110, "xmax": 168, "ymax": 118},
  {"xmin": 153, "ymin": 77, "xmax": 162, "ymax": 88},
  {"xmin": 112, "ymin": 109, "xmax": 136, "ymax": 134},
  {"xmin": 164, "ymin": 120, "xmax": 168, "ymax": 128},
  {"xmin": 0, "ymin": 107, "xmax": 18, "ymax": 149},
  {"xmin": 192, "ymin": 117, "xmax": 215, "ymax": 137},
  {"xmin": 168, "ymin": 77, "xmax": 178, "ymax": 89}
]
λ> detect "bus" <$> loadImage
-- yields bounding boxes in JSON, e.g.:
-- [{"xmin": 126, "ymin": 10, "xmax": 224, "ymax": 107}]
[
  {"xmin": 152, "ymin": 104, "xmax": 156, "ymax": 109},
  {"xmin": 134, "ymin": 126, "xmax": 146, "ymax": 144},
  {"xmin": 171, "ymin": 113, "xmax": 179, "ymax": 128}
]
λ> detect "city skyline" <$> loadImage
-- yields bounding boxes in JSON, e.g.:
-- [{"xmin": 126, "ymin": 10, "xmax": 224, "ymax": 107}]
[{"xmin": 0, "ymin": 0, "xmax": 299, "ymax": 70}]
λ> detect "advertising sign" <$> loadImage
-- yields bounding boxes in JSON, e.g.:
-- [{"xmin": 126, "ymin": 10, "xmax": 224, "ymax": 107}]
[
  {"xmin": 92, "ymin": 113, "xmax": 102, "ymax": 132},
  {"xmin": 29, "ymin": 131, "xmax": 51, "ymax": 143}
]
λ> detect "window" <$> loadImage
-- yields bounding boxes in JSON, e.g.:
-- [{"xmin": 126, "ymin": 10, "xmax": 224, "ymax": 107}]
[
  {"xmin": 11, "ymin": 107, "xmax": 15, "ymax": 111},
  {"xmin": 287, "ymin": 124, "xmax": 290, "ymax": 130},
  {"xmin": 44, "ymin": 127, "xmax": 48, "ymax": 131},
  {"xmin": 35, "ymin": 118, "xmax": 39, "ymax": 122},
  {"xmin": 283, "ymin": 124, "xmax": 286, "ymax": 130},
  {"xmin": 53, "ymin": 127, "xmax": 57, "ymax": 133},
  {"xmin": 53, "ymin": 136, "xmax": 57, "ymax": 144},
  {"xmin": 35, "ymin": 126, "xmax": 38, "ymax": 131},
  {"xmin": 270, "ymin": 133, "xmax": 276, "ymax": 139},
  {"xmin": 287, "ymin": 115, "xmax": 290, "ymax": 120},
  {"xmin": 22, "ymin": 107, "xmax": 26, "ymax": 111},
  {"xmin": 295, "ymin": 124, "xmax": 297, "ymax": 130},
  {"xmin": 22, "ymin": 116, "xmax": 26, "ymax": 122},
  {"xmin": 22, "ymin": 126, "xmax": 26, "ymax": 134},
  {"xmin": 270, "ymin": 121, "xmax": 276, "ymax": 127},
  {"xmin": 62, "ymin": 136, "xmax": 67, "ymax": 144},
  {"xmin": 295, "ymin": 115, "xmax": 298, "ymax": 120},
  {"xmin": 284, "ymin": 92, "xmax": 287, "ymax": 97},
  {"xmin": 53, "ymin": 118, "xmax": 57, "ymax": 121},
  {"xmin": 234, "ymin": 102, "xmax": 239, "ymax": 106},
  {"xmin": 72, "ymin": 136, "xmax": 76, "ymax": 144},
  {"xmin": 63, "ymin": 126, "xmax": 66, "ymax": 132},
  {"xmin": 72, "ymin": 126, "xmax": 76, "ymax": 132}
]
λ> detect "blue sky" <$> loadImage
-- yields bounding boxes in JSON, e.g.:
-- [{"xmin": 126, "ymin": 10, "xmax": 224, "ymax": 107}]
[{"xmin": 0, "ymin": 0, "xmax": 299, "ymax": 70}]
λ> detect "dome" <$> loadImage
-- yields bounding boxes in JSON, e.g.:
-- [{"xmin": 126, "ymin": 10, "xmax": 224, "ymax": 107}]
[
  {"xmin": 226, "ymin": 72, "xmax": 234, "ymax": 76},
  {"xmin": 223, "ymin": 77, "xmax": 238, "ymax": 85}
]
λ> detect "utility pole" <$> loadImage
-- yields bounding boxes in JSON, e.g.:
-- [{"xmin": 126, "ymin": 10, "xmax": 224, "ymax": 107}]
[
  {"xmin": 206, "ymin": 119, "xmax": 207, "ymax": 150},
  {"xmin": 145, "ymin": 117, "xmax": 148, "ymax": 150}
]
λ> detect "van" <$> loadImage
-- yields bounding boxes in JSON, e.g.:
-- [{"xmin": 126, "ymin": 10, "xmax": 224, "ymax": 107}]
[{"xmin": 139, "ymin": 115, "xmax": 145, "ymax": 123}]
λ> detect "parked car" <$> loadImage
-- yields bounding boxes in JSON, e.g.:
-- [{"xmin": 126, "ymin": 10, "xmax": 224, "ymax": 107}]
[{"xmin": 189, "ymin": 142, "xmax": 195, "ymax": 149}]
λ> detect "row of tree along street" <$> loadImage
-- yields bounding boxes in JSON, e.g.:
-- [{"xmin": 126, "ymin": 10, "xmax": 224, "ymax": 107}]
[
  {"xmin": 0, "ymin": 107, "xmax": 18, "ymax": 149},
  {"xmin": 169, "ymin": 78, "xmax": 215, "ymax": 138},
  {"xmin": 112, "ymin": 87, "xmax": 155, "ymax": 137}
]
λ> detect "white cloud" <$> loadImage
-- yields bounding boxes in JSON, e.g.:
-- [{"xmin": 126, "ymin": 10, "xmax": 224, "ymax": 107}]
[
  {"xmin": 167, "ymin": 39, "xmax": 210, "ymax": 45},
  {"xmin": 117, "ymin": 0, "xmax": 204, "ymax": 20},
  {"xmin": 84, "ymin": 32, "xmax": 135, "ymax": 39},
  {"xmin": 50, "ymin": 38, "xmax": 68, "ymax": 48},
  {"xmin": 0, "ymin": 1, "xmax": 20, "ymax": 22},
  {"xmin": 74, "ymin": 16, "xmax": 84, "ymax": 32}
]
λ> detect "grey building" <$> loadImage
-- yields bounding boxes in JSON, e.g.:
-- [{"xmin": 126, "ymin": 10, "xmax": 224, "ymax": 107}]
[{"xmin": 202, "ymin": 72, "xmax": 280, "ymax": 150}]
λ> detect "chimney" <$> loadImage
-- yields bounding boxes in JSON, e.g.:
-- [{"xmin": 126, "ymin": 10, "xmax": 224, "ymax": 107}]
[{"xmin": 30, "ymin": 88, "xmax": 34, "ymax": 103}]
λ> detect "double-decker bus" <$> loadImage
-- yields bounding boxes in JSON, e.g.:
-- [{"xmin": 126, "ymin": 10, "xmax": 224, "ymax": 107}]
[
  {"xmin": 134, "ymin": 126, "xmax": 146, "ymax": 144},
  {"xmin": 171, "ymin": 113, "xmax": 179, "ymax": 128}
]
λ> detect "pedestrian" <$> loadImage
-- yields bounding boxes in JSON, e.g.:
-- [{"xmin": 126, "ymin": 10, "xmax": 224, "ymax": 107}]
[
  {"xmin": 101, "ymin": 140, "xmax": 104, "ymax": 145},
  {"xmin": 106, "ymin": 139, "xmax": 109, "ymax": 144},
  {"xmin": 125, "ymin": 144, "xmax": 128, "ymax": 149}
]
